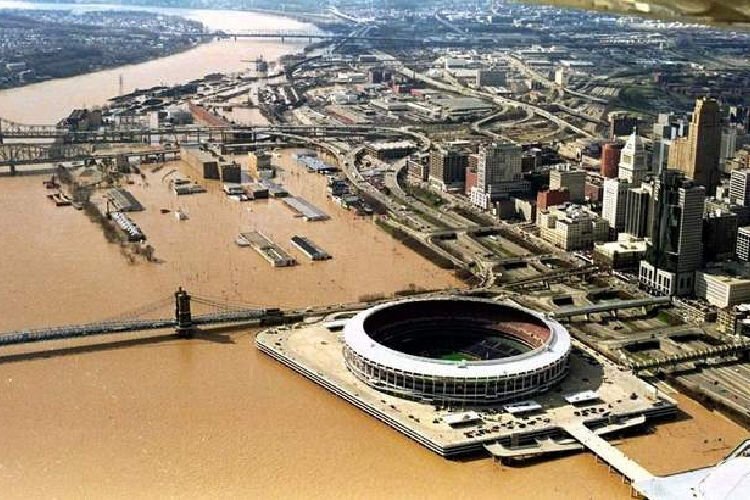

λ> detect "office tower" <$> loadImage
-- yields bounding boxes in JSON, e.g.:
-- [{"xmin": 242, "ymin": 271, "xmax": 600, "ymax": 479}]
[
  {"xmin": 549, "ymin": 167, "xmax": 586, "ymax": 202},
  {"xmin": 703, "ymin": 209, "xmax": 738, "ymax": 262},
  {"xmin": 721, "ymin": 126, "xmax": 738, "ymax": 172},
  {"xmin": 618, "ymin": 130, "xmax": 648, "ymax": 185},
  {"xmin": 625, "ymin": 184, "xmax": 653, "ymax": 239},
  {"xmin": 737, "ymin": 227, "xmax": 750, "ymax": 262},
  {"xmin": 477, "ymin": 142, "xmax": 522, "ymax": 185},
  {"xmin": 639, "ymin": 170, "xmax": 705, "ymax": 296},
  {"xmin": 668, "ymin": 97, "xmax": 722, "ymax": 195},
  {"xmin": 609, "ymin": 112, "xmax": 638, "ymax": 139},
  {"xmin": 429, "ymin": 146, "xmax": 470, "ymax": 191},
  {"xmin": 469, "ymin": 142, "xmax": 524, "ymax": 208},
  {"xmin": 730, "ymin": 169, "xmax": 750, "ymax": 206},
  {"xmin": 652, "ymin": 113, "xmax": 689, "ymax": 175},
  {"xmin": 602, "ymin": 178, "xmax": 629, "ymax": 232},
  {"xmin": 600, "ymin": 142, "xmax": 622, "ymax": 179}
]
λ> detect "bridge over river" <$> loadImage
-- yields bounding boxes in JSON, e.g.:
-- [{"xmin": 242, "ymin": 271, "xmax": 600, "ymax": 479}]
[{"xmin": 0, "ymin": 118, "xmax": 427, "ymax": 169}]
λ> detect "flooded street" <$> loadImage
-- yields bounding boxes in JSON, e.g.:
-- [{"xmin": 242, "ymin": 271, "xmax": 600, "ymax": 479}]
[{"xmin": 0, "ymin": 3, "xmax": 748, "ymax": 499}]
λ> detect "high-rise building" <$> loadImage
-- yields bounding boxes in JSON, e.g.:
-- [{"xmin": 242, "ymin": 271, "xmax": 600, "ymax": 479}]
[
  {"xmin": 703, "ymin": 209, "xmax": 738, "ymax": 262},
  {"xmin": 601, "ymin": 142, "xmax": 623, "ymax": 178},
  {"xmin": 652, "ymin": 113, "xmax": 689, "ymax": 175},
  {"xmin": 730, "ymin": 169, "xmax": 750, "ymax": 206},
  {"xmin": 602, "ymin": 178, "xmax": 630, "ymax": 232},
  {"xmin": 721, "ymin": 126, "xmax": 739, "ymax": 172},
  {"xmin": 737, "ymin": 226, "xmax": 750, "ymax": 262},
  {"xmin": 618, "ymin": 130, "xmax": 648, "ymax": 185},
  {"xmin": 477, "ymin": 142, "xmax": 522, "ymax": 185},
  {"xmin": 625, "ymin": 184, "xmax": 653, "ymax": 239},
  {"xmin": 609, "ymin": 112, "xmax": 638, "ymax": 139},
  {"xmin": 549, "ymin": 167, "xmax": 586, "ymax": 202},
  {"xmin": 429, "ymin": 147, "xmax": 470, "ymax": 192},
  {"xmin": 652, "ymin": 112, "xmax": 690, "ymax": 141},
  {"xmin": 638, "ymin": 170, "xmax": 705, "ymax": 296},
  {"xmin": 469, "ymin": 142, "xmax": 526, "ymax": 208},
  {"xmin": 668, "ymin": 97, "xmax": 722, "ymax": 196}
]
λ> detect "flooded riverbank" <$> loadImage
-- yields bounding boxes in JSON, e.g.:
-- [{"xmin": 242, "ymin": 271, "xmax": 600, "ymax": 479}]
[
  {"xmin": 0, "ymin": 160, "xmax": 747, "ymax": 498},
  {"xmin": 0, "ymin": 2, "xmax": 316, "ymax": 123}
]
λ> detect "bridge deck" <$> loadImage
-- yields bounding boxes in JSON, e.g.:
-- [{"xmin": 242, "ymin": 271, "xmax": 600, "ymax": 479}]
[
  {"xmin": 552, "ymin": 297, "xmax": 672, "ymax": 318},
  {"xmin": 562, "ymin": 422, "xmax": 653, "ymax": 484}
]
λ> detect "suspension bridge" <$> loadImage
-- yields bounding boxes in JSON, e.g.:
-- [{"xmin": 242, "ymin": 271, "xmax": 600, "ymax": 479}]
[
  {"xmin": 0, "ymin": 289, "xmax": 301, "ymax": 347},
  {"xmin": 0, "ymin": 286, "xmax": 482, "ymax": 348}
]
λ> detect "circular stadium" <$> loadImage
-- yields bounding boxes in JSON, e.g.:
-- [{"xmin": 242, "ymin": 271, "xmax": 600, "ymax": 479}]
[{"xmin": 343, "ymin": 297, "xmax": 571, "ymax": 405}]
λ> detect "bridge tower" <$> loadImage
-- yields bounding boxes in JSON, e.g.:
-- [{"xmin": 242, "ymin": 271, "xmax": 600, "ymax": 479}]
[{"xmin": 174, "ymin": 287, "xmax": 193, "ymax": 337}]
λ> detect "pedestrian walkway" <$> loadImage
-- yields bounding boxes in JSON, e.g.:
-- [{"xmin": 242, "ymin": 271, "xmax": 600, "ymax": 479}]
[{"xmin": 562, "ymin": 422, "xmax": 654, "ymax": 484}]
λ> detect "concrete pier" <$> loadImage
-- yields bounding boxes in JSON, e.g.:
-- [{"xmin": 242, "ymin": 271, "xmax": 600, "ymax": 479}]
[{"xmin": 255, "ymin": 319, "xmax": 678, "ymax": 460}]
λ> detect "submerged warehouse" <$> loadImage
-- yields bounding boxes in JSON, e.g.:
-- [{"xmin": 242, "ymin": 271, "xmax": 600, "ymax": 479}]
[
  {"xmin": 239, "ymin": 231, "xmax": 296, "ymax": 267},
  {"xmin": 291, "ymin": 235, "xmax": 331, "ymax": 261}
]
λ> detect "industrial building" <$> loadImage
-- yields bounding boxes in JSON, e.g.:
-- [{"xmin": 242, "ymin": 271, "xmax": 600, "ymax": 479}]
[
  {"xmin": 181, "ymin": 146, "xmax": 219, "ymax": 180},
  {"xmin": 283, "ymin": 197, "xmax": 329, "ymax": 222},
  {"xmin": 365, "ymin": 141, "xmax": 416, "ymax": 161},
  {"xmin": 291, "ymin": 236, "xmax": 331, "ymax": 261},
  {"xmin": 248, "ymin": 151, "xmax": 274, "ymax": 179},
  {"xmin": 239, "ymin": 231, "xmax": 296, "ymax": 267}
]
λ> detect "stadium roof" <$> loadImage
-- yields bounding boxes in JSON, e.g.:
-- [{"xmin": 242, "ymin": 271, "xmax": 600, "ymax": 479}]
[{"xmin": 343, "ymin": 298, "xmax": 571, "ymax": 379}]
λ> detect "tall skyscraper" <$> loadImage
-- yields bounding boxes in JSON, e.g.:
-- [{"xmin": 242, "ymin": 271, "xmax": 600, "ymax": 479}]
[
  {"xmin": 469, "ymin": 142, "xmax": 524, "ymax": 208},
  {"xmin": 625, "ymin": 184, "xmax": 653, "ymax": 239},
  {"xmin": 429, "ymin": 146, "xmax": 470, "ymax": 191},
  {"xmin": 618, "ymin": 129, "xmax": 648, "ymax": 185},
  {"xmin": 668, "ymin": 97, "xmax": 722, "ymax": 196},
  {"xmin": 602, "ymin": 178, "xmax": 629, "ymax": 232},
  {"xmin": 477, "ymin": 142, "xmax": 522, "ymax": 185},
  {"xmin": 730, "ymin": 169, "xmax": 750, "ymax": 206},
  {"xmin": 652, "ymin": 112, "xmax": 690, "ymax": 175},
  {"xmin": 601, "ymin": 142, "xmax": 623, "ymax": 179},
  {"xmin": 639, "ymin": 170, "xmax": 705, "ymax": 296}
]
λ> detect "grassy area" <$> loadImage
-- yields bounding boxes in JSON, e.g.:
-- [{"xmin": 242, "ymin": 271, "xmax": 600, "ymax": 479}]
[
  {"xmin": 615, "ymin": 86, "xmax": 658, "ymax": 116},
  {"xmin": 374, "ymin": 218, "xmax": 454, "ymax": 270},
  {"xmin": 453, "ymin": 206, "xmax": 495, "ymax": 226},
  {"xmin": 616, "ymin": 83, "xmax": 693, "ymax": 117},
  {"xmin": 480, "ymin": 238, "xmax": 515, "ymax": 257},
  {"xmin": 403, "ymin": 183, "xmax": 446, "ymax": 208},
  {"xmin": 441, "ymin": 353, "xmax": 474, "ymax": 362},
  {"xmin": 657, "ymin": 310, "xmax": 683, "ymax": 326}
]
